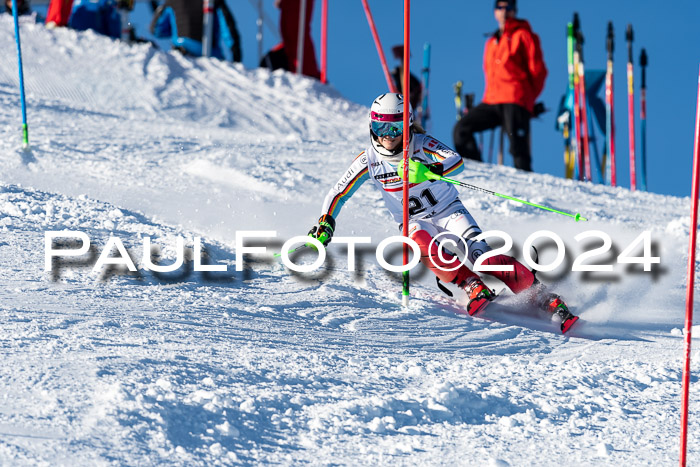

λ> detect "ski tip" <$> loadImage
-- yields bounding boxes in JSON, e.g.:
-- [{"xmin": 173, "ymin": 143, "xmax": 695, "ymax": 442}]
[{"xmin": 561, "ymin": 315, "xmax": 579, "ymax": 334}]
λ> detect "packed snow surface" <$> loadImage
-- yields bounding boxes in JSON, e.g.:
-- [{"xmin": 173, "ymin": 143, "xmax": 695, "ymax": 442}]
[{"xmin": 1, "ymin": 18, "xmax": 699, "ymax": 465}]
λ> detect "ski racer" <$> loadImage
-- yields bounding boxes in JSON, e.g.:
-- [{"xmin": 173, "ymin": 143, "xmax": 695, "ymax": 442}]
[{"xmin": 308, "ymin": 93, "xmax": 577, "ymax": 332}]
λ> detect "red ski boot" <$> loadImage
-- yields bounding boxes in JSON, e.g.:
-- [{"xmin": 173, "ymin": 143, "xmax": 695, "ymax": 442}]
[
  {"xmin": 538, "ymin": 293, "xmax": 579, "ymax": 333},
  {"xmin": 462, "ymin": 277, "xmax": 495, "ymax": 316}
]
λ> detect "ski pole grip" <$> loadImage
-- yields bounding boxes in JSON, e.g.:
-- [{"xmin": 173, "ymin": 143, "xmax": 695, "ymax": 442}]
[{"xmin": 318, "ymin": 232, "xmax": 330, "ymax": 244}]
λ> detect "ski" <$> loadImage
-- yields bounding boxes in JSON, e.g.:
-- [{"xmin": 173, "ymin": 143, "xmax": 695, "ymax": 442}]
[{"xmin": 467, "ymin": 290, "xmax": 580, "ymax": 334}]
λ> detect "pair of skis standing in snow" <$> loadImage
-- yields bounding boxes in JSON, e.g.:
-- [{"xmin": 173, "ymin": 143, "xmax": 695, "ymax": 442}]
[{"xmin": 307, "ymin": 93, "xmax": 578, "ymax": 333}]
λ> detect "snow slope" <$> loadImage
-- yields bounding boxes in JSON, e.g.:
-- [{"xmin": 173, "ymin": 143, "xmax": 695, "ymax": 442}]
[{"xmin": 0, "ymin": 17, "xmax": 699, "ymax": 465}]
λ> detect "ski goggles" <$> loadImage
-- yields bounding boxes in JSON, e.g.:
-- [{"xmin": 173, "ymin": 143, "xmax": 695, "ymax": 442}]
[{"xmin": 371, "ymin": 120, "xmax": 403, "ymax": 138}]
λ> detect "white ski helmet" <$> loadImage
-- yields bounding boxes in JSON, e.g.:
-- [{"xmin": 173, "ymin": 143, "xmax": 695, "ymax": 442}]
[{"xmin": 369, "ymin": 93, "xmax": 413, "ymax": 157}]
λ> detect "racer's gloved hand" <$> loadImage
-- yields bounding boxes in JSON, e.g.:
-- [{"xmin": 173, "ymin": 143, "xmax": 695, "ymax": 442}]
[
  {"xmin": 397, "ymin": 158, "xmax": 444, "ymax": 184},
  {"xmin": 307, "ymin": 214, "xmax": 335, "ymax": 247}
]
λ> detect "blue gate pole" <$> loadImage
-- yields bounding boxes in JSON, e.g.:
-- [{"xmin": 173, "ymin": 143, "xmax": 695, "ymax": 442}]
[{"xmin": 12, "ymin": 0, "xmax": 29, "ymax": 149}]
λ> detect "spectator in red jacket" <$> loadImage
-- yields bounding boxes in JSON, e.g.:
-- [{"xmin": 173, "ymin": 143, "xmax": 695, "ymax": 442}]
[
  {"xmin": 275, "ymin": 0, "xmax": 320, "ymax": 79},
  {"xmin": 453, "ymin": 0, "xmax": 547, "ymax": 171},
  {"xmin": 45, "ymin": 0, "xmax": 73, "ymax": 27}
]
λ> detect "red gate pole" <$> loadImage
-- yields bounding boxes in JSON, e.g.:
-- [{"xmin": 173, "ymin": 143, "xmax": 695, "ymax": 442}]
[
  {"xmin": 606, "ymin": 22, "xmax": 617, "ymax": 186},
  {"xmin": 320, "ymin": 0, "xmax": 328, "ymax": 83},
  {"xmin": 361, "ymin": 0, "xmax": 398, "ymax": 93},
  {"xmin": 680, "ymin": 64, "xmax": 700, "ymax": 467},
  {"xmin": 401, "ymin": 0, "xmax": 411, "ymax": 307}
]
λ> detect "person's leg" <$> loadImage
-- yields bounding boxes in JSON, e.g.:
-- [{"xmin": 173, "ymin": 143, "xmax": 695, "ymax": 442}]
[
  {"xmin": 407, "ymin": 221, "xmax": 478, "ymax": 287},
  {"xmin": 452, "ymin": 103, "xmax": 501, "ymax": 161},
  {"xmin": 480, "ymin": 255, "xmax": 537, "ymax": 293},
  {"xmin": 46, "ymin": 0, "xmax": 74, "ymax": 26},
  {"xmin": 300, "ymin": 0, "xmax": 320, "ymax": 79},
  {"xmin": 437, "ymin": 203, "xmax": 536, "ymax": 294},
  {"xmin": 501, "ymin": 104, "xmax": 532, "ymax": 171},
  {"xmin": 278, "ymin": 0, "xmax": 300, "ymax": 71}
]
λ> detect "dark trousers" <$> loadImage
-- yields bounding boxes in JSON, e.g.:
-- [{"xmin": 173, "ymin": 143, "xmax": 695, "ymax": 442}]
[{"xmin": 452, "ymin": 103, "xmax": 532, "ymax": 172}]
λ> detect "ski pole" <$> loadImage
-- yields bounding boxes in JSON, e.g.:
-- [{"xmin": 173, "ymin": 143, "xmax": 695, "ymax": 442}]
[
  {"xmin": 273, "ymin": 231, "xmax": 330, "ymax": 258},
  {"xmin": 626, "ymin": 24, "xmax": 637, "ymax": 191},
  {"xmin": 416, "ymin": 169, "xmax": 587, "ymax": 221},
  {"xmin": 202, "ymin": 0, "xmax": 214, "ymax": 57},
  {"xmin": 576, "ymin": 25, "xmax": 592, "ymax": 182},
  {"xmin": 320, "ymin": 0, "xmax": 328, "ymax": 83},
  {"xmin": 640, "ymin": 48, "xmax": 648, "ymax": 191},
  {"xmin": 401, "ymin": 0, "xmax": 412, "ymax": 309},
  {"xmin": 572, "ymin": 14, "xmax": 583, "ymax": 180},
  {"xmin": 605, "ymin": 21, "xmax": 617, "ymax": 187},
  {"xmin": 273, "ymin": 243, "xmax": 310, "ymax": 258},
  {"xmin": 453, "ymin": 81, "xmax": 463, "ymax": 121},
  {"xmin": 11, "ymin": 0, "xmax": 29, "ymax": 149},
  {"xmin": 295, "ymin": 0, "xmax": 308, "ymax": 74},
  {"xmin": 445, "ymin": 177, "xmax": 586, "ymax": 221},
  {"xmin": 420, "ymin": 42, "xmax": 430, "ymax": 128},
  {"xmin": 564, "ymin": 22, "xmax": 575, "ymax": 179}
]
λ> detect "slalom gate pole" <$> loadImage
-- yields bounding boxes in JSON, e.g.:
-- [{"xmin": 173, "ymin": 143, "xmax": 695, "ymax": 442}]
[
  {"xmin": 606, "ymin": 22, "xmax": 617, "ymax": 186},
  {"xmin": 320, "ymin": 0, "xmax": 328, "ymax": 83},
  {"xmin": 680, "ymin": 63, "xmax": 700, "ymax": 467},
  {"xmin": 11, "ymin": 0, "xmax": 29, "ymax": 149},
  {"xmin": 572, "ymin": 14, "xmax": 583, "ymax": 180},
  {"xmin": 361, "ymin": 0, "xmax": 398, "ymax": 93},
  {"xmin": 257, "ymin": 0, "xmax": 263, "ymax": 64},
  {"xmin": 202, "ymin": 0, "xmax": 214, "ymax": 57},
  {"xmin": 425, "ymin": 172, "xmax": 587, "ymax": 221},
  {"xmin": 401, "ymin": 0, "xmax": 411, "ymax": 308},
  {"xmin": 626, "ymin": 24, "xmax": 637, "ymax": 191},
  {"xmin": 640, "ymin": 48, "xmax": 648, "ymax": 191},
  {"xmin": 295, "ymin": 0, "xmax": 308, "ymax": 75}
]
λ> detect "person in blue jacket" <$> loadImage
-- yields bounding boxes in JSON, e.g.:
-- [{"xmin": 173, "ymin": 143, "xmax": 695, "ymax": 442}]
[
  {"xmin": 68, "ymin": 0, "xmax": 122, "ymax": 38},
  {"xmin": 150, "ymin": 0, "xmax": 241, "ymax": 62}
]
